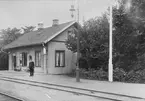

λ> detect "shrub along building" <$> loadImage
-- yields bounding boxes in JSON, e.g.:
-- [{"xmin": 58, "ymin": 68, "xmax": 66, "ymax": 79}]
[{"xmin": 3, "ymin": 20, "xmax": 77, "ymax": 74}]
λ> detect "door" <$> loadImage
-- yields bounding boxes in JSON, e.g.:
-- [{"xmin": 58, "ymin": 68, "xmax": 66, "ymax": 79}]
[{"xmin": 13, "ymin": 56, "xmax": 17, "ymax": 69}]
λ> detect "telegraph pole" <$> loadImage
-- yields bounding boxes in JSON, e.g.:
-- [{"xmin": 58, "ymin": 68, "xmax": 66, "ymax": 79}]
[{"xmin": 109, "ymin": 0, "xmax": 113, "ymax": 82}]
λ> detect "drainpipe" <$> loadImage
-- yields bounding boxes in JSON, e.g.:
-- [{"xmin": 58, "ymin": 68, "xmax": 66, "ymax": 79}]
[{"xmin": 42, "ymin": 43, "xmax": 47, "ymax": 74}]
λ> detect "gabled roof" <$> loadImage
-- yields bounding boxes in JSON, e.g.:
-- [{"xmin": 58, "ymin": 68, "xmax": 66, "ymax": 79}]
[{"xmin": 3, "ymin": 21, "xmax": 76, "ymax": 49}]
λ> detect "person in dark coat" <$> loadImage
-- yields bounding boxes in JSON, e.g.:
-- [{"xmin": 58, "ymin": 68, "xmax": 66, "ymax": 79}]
[{"xmin": 29, "ymin": 55, "xmax": 35, "ymax": 76}]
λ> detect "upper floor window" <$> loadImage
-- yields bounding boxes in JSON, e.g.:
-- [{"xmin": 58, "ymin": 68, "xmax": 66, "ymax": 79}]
[{"xmin": 67, "ymin": 29, "xmax": 75, "ymax": 38}]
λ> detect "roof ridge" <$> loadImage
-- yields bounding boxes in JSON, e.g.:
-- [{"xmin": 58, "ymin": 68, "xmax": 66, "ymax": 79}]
[
  {"xmin": 44, "ymin": 20, "xmax": 75, "ymax": 29},
  {"xmin": 23, "ymin": 21, "xmax": 75, "ymax": 35},
  {"xmin": 4, "ymin": 21, "xmax": 74, "ymax": 46},
  {"xmin": 3, "ymin": 20, "xmax": 77, "ymax": 49}
]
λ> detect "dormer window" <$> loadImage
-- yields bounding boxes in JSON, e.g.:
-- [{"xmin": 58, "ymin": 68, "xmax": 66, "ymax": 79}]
[
  {"xmin": 67, "ymin": 29, "xmax": 75, "ymax": 38},
  {"xmin": 68, "ymin": 30, "xmax": 72, "ymax": 36}
]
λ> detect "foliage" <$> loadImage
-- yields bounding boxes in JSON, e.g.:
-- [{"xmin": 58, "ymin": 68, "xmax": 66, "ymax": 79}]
[
  {"xmin": 0, "ymin": 28, "xmax": 22, "ymax": 46},
  {"xmin": 113, "ymin": 68, "xmax": 126, "ymax": 81},
  {"xmin": 66, "ymin": 0, "xmax": 145, "ymax": 73},
  {"xmin": 67, "ymin": 68, "xmax": 145, "ymax": 83},
  {"xmin": 65, "ymin": 14, "xmax": 109, "ymax": 70},
  {"xmin": 0, "ymin": 26, "xmax": 35, "ymax": 70},
  {"xmin": 0, "ymin": 25, "xmax": 36, "ymax": 47},
  {"xmin": 67, "ymin": 68, "xmax": 108, "ymax": 81},
  {"xmin": 113, "ymin": 0, "xmax": 145, "ymax": 71},
  {"xmin": 66, "ymin": 0, "xmax": 145, "ymax": 83},
  {"xmin": 123, "ymin": 69, "xmax": 145, "ymax": 83}
]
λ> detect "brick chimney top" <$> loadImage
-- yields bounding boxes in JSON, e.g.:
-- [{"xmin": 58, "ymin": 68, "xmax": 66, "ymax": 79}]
[
  {"xmin": 38, "ymin": 22, "xmax": 43, "ymax": 30},
  {"xmin": 52, "ymin": 19, "xmax": 59, "ymax": 26}
]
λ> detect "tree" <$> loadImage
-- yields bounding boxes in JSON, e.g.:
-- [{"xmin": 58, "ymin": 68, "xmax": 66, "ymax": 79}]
[
  {"xmin": 21, "ymin": 26, "xmax": 36, "ymax": 34},
  {"xmin": 1, "ymin": 27, "xmax": 21, "ymax": 46},
  {"xmin": 113, "ymin": 0, "xmax": 145, "ymax": 71},
  {"xmin": 65, "ymin": 13, "xmax": 109, "ymax": 70},
  {"xmin": 0, "ymin": 26, "xmax": 35, "ymax": 70},
  {"xmin": 0, "ymin": 26, "xmax": 35, "ymax": 47}
]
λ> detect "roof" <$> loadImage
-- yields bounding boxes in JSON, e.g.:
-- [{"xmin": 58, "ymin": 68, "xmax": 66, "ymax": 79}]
[{"xmin": 3, "ymin": 21, "xmax": 76, "ymax": 49}]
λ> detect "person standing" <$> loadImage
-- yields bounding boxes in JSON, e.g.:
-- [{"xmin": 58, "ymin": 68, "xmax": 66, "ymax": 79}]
[{"xmin": 29, "ymin": 55, "xmax": 35, "ymax": 76}]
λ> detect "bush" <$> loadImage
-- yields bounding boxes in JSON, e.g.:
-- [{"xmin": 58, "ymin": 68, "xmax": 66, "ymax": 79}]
[
  {"xmin": 113, "ymin": 68, "xmax": 145, "ymax": 83},
  {"xmin": 124, "ymin": 69, "xmax": 145, "ymax": 83},
  {"xmin": 67, "ymin": 67, "xmax": 145, "ymax": 83},
  {"xmin": 92, "ymin": 68, "xmax": 108, "ymax": 80},
  {"xmin": 66, "ymin": 68, "xmax": 108, "ymax": 81},
  {"xmin": 113, "ymin": 68, "xmax": 126, "ymax": 82}
]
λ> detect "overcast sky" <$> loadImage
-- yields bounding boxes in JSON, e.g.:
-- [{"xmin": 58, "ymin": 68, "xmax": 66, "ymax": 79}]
[{"xmin": 0, "ymin": 0, "xmax": 110, "ymax": 30}]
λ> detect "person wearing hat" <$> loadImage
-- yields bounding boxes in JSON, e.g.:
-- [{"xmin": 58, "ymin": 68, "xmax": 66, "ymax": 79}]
[{"xmin": 29, "ymin": 55, "xmax": 35, "ymax": 76}]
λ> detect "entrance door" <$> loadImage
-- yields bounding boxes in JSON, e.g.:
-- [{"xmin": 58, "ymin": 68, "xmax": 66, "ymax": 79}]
[{"xmin": 13, "ymin": 56, "xmax": 17, "ymax": 69}]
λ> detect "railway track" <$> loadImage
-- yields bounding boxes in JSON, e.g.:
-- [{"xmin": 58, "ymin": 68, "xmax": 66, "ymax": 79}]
[
  {"xmin": 0, "ymin": 76, "xmax": 144, "ymax": 101},
  {"xmin": 0, "ymin": 91, "xmax": 23, "ymax": 101}
]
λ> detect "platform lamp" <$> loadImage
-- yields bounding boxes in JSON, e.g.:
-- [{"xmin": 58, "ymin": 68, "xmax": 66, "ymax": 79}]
[
  {"xmin": 69, "ymin": 0, "xmax": 80, "ymax": 82},
  {"xmin": 69, "ymin": 5, "xmax": 75, "ymax": 20}
]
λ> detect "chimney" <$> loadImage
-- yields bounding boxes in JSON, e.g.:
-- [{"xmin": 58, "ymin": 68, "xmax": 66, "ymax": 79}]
[
  {"xmin": 52, "ymin": 19, "xmax": 59, "ymax": 26},
  {"xmin": 38, "ymin": 22, "xmax": 43, "ymax": 30}
]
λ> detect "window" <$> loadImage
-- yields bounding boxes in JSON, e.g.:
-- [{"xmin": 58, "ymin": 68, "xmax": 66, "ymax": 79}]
[
  {"xmin": 35, "ymin": 51, "xmax": 41, "ymax": 67},
  {"xmin": 21, "ymin": 52, "xmax": 27, "ymax": 66},
  {"xmin": 19, "ymin": 53, "xmax": 22, "ymax": 66},
  {"xmin": 67, "ymin": 30, "xmax": 75, "ymax": 38},
  {"xmin": 68, "ymin": 30, "xmax": 72, "ymax": 36},
  {"xmin": 55, "ymin": 50, "xmax": 65, "ymax": 67}
]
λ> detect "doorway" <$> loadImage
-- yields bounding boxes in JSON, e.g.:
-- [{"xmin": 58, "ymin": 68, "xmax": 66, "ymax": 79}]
[{"xmin": 12, "ymin": 56, "xmax": 17, "ymax": 69}]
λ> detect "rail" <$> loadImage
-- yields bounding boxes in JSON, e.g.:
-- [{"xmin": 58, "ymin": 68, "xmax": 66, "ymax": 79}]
[{"xmin": 0, "ymin": 76, "xmax": 144, "ymax": 101}]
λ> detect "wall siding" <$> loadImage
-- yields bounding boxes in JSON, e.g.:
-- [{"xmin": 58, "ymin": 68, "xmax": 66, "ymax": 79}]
[
  {"xmin": 47, "ymin": 26, "xmax": 77, "ymax": 74},
  {"xmin": 8, "ymin": 26, "xmax": 77, "ymax": 74},
  {"xmin": 9, "ymin": 45, "xmax": 44, "ymax": 73}
]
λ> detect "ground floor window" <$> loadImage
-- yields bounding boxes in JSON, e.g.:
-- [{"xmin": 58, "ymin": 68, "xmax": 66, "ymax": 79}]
[
  {"xmin": 55, "ymin": 50, "xmax": 65, "ymax": 67},
  {"xmin": 35, "ymin": 51, "xmax": 41, "ymax": 67},
  {"xmin": 21, "ymin": 52, "xmax": 27, "ymax": 66}
]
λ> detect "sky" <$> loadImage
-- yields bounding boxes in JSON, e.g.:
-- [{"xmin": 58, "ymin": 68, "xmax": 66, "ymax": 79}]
[{"xmin": 0, "ymin": 0, "xmax": 110, "ymax": 30}]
